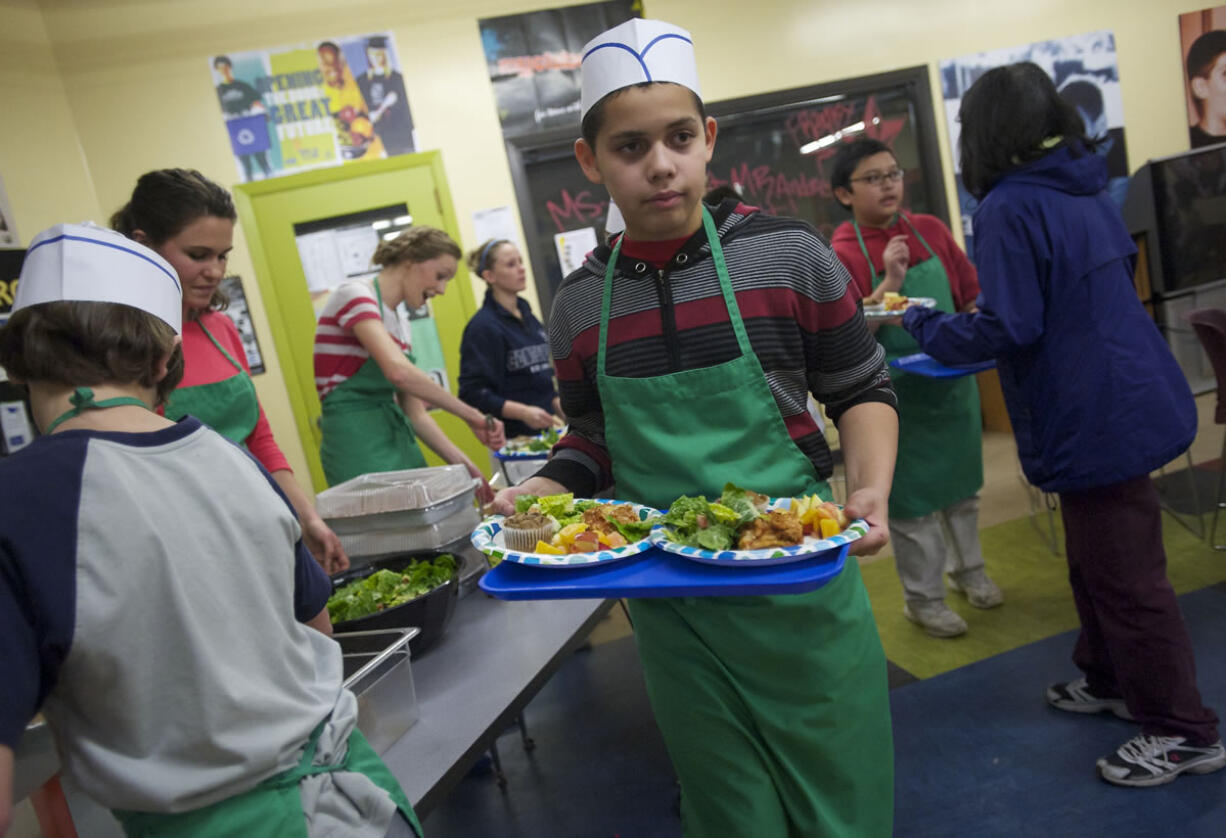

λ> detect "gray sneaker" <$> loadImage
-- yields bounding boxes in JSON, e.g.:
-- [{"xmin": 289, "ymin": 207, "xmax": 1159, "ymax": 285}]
[
  {"xmin": 903, "ymin": 600, "xmax": 968, "ymax": 638},
  {"xmin": 1046, "ymin": 677, "xmax": 1134, "ymax": 720},
  {"xmin": 947, "ymin": 568, "xmax": 1004, "ymax": 609},
  {"xmin": 1097, "ymin": 735, "xmax": 1226, "ymax": 787}
]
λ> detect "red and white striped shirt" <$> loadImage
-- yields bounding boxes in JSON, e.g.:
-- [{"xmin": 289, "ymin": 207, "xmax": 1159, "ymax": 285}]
[{"xmin": 313, "ymin": 281, "xmax": 409, "ymax": 400}]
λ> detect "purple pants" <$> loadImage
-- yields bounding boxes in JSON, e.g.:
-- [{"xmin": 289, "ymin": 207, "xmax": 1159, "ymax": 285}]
[{"xmin": 1060, "ymin": 474, "xmax": 1219, "ymax": 745}]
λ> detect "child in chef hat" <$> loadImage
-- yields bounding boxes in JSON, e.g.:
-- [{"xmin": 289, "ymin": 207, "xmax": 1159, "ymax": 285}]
[
  {"xmin": 0, "ymin": 223, "xmax": 421, "ymax": 837},
  {"xmin": 494, "ymin": 17, "xmax": 898, "ymax": 838}
]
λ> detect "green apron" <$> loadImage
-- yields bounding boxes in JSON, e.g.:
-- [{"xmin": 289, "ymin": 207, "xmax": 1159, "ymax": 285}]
[
  {"xmin": 164, "ymin": 318, "xmax": 260, "ymax": 445},
  {"xmin": 112, "ymin": 724, "xmax": 421, "ymax": 838},
  {"xmin": 854, "ymin": 214, "xmax": 983, "ymax": 519},
  {"xmin": 600, "ymin": 207, "xmax": 893, "ymax": 837},
  {"xmin": 318, "ymin": 278, "xmax": 427, "ymax": 486}
]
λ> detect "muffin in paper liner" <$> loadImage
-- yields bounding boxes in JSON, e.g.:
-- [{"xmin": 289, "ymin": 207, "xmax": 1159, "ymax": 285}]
[{"xmin": 502, "ymin": 513, "xmax": 558, "ymax": 552}]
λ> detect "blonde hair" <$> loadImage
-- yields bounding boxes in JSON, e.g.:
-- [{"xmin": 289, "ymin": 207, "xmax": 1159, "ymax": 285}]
[
  {"xmin": 372, "ymin": 227, "xmax": 461, "ymax": 268},
  {"xmin": 466, "ymin": 239, "xmax": 514, "ymax": 278}
]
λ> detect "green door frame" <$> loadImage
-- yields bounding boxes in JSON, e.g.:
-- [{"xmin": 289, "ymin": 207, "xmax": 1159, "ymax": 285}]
[{"xmin": 234, "ymin": 151, "xmax": 478, "ymax": 491}]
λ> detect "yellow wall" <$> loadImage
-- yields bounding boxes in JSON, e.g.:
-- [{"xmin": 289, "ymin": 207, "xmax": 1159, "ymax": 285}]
[
  {"xmin": 0, "ymin": 0, "xmax": 100, "ymax": 234},
  {"xmin": 0, "ymin": 0, "xmax": 1206, "ymax": 496}
]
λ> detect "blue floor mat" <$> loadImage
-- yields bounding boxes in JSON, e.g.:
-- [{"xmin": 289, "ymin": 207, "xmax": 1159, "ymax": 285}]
[{"xmin": 891, "ymin": 585, "xmax": 1226, "ymax": 837}]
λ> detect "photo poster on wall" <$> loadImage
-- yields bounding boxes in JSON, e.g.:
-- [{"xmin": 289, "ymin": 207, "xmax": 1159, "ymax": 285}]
[
  {"xmin": 219, "ymin": 276, "xmax": 266, "ymax": 375},
  {"xmin": 1181, "ymin": 5, "xmax": 1226, "ymax": 149},
  {"xmin": 209, "ymin": 32, "xmax": 417, "ymax": 183},
  {"xmin": 478, "ymin": 0, "xmax": 641, "ymax": 137},
  {"xmin": 940, "ymin": 30, "xmax": 1130, "ymax": 260}
]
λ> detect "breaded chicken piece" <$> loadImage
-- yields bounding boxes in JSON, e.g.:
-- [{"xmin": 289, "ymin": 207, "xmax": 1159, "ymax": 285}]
[
  {"xmin": 736, "ymin": 509, "xmax": 804, "ymax": 550},
  {"xmin": 583, "ymin": 504, "xmax": 638, "ymax": 536}
]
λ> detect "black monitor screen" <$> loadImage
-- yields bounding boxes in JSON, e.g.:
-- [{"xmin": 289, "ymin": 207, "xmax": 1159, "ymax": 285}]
[{"xmin": 1152, "ymin": 144, "xmax": 1226, "ymax": 294}]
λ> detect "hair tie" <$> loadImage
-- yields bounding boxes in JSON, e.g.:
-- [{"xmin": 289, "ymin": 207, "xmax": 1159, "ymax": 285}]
[{"xmin": 478, "ymin": 239, "xmax": 505, "ymax": 275}]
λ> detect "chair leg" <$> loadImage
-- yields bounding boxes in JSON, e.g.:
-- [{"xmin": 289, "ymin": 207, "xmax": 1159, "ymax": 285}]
[
  {"xmin": 1157, "ymin": 451, "xmax": 1206, "ymax": 539},
  {"xmin": 1020, "ymin": 464, "xmax": 1061, "ymax": 556},
  {"xmin": 1212, "ymin": 433, "xmax": 1226, "ymax": 551}
]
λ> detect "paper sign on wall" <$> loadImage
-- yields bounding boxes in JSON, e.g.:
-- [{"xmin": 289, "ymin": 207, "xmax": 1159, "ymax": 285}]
[{"xmin": 554, "ymin": 227, "xmax": 598, "ymax": 278}]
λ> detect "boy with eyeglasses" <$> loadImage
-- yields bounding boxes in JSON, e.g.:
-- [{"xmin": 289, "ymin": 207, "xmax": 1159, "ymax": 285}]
[{"xmin": 829, "ymin": 137, "xmax": 1002, "ymax": 639}]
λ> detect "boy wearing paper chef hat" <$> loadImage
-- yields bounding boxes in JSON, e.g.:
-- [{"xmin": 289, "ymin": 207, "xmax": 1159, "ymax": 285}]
[
  {"xmin": 0, "ymin": 224, "xmax": 422, "ymax": 837},
  {"xmin": 492, "ymin": 18, "xmax": 898, "ymax": 837}
]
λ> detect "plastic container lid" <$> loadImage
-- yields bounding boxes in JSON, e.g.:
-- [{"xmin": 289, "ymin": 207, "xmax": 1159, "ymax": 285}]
[{"xmin": 316, "ymin": 465, "xmax": 476, "ymax": 519}]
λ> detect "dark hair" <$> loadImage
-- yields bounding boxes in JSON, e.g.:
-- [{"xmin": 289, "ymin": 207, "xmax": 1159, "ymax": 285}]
[
  {"xmin": 1188, "ymin": 30, "xmax": 1226, "ymax": 79},
  {"xmin": 317, "ymin": 41, "xmax": 341, "ymax": 57},
  {"xmin": 466, "ymin": 238, "xmax": 512, "ymax": 278},
  {"xmin": 958, "ymin": 62, "xmax": 1096, "ymax": 200},
  {"xmin": 372, "ymin": 226, "xmax": 462, "ymax": 268},
  {"xmin": 111, "ymin": 169, "xmax": 236, "ymax": 245},
  {"xmin": 703, "ymin": 185, "xmax": 742, "ymax": 205},
  {"xmin": 0, "ymin": 302, "xmax": 184, "ymax": 406},
  {"xmin": 1057, "ymin": 79, "xmax": 1104, "ymax": 122},
  {"xmin": 111, "ymin": 169, "xmax": 236, "ymax": 314},
  {"xmin": 580, "ymin": 82, "xmax": 706, "ymax": 147},
  {"xmin": 213, "ymin": 55, "xmax": 232, "ymax": 69},
  {"xmin": 1187, "ymin": 31, "xmax": 1226, "ymax": 116},
  {"xmin": 828, "ymin": 138, "xmax": 897, "ymax": 208}
]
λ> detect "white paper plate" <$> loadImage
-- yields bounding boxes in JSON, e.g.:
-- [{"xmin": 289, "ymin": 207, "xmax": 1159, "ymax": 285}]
[
  {"xmin": 650, "ymin": 498, "xmax": 867, "ymax": 567},
  {"xmin": 863, "ymin": 296, "xmax": 937, "ymax": 320},
  {"xmin": 471, "ymin": 500, "xmax": 660, "ymax": 568}
]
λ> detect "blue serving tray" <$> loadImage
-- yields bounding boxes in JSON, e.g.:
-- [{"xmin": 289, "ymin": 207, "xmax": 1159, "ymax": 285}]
[
  {"xmin": 478, "ymin": 544, "xmax": 848, "ymax": 600},
  {"xmin": 890, "ymin": 352, "xmax": 996, "ymax": 379}
]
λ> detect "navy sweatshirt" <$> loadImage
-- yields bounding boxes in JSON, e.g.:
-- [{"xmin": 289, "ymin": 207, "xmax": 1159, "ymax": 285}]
[{"xmin": 459, "ymin": 290, "xmax": 558, "ymax": 438}]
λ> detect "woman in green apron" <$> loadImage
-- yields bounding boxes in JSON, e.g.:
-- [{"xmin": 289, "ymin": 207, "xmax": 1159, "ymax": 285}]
[
  {"xmin": 830, "ymin": 138, "xmax": 1002, "ymax": 638},
  {"xmin": 113, "ymin": 169, "xmax": 349, "ymax": 573},
  {"xmin": 312, "ymin": 227, "xmax": 504, "ymax": 498}
]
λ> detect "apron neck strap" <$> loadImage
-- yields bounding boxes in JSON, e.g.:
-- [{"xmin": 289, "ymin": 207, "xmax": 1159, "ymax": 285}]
[
  {"xmin": 196, "ymin": 318, "xmax": 244, "ymax": 374},
  {"xmin": 45, "ymin": 386, "xmax": 150, "ymax": 434},
  {"xmin": 852, "ymin": 213, "xmax": 939, "ymax": 286},
  {"xmin": 898, "ymin": 213, "xmax": 938, "ymax": 260},
  {"xmin": 598, "ymin": 205, "xmax": 750, "ymax": 376}
]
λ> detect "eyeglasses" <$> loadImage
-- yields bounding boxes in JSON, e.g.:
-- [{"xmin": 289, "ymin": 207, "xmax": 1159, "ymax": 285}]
[{"xmin": 849, "ymin": 168, "xmax": 905, "ymax": 188}]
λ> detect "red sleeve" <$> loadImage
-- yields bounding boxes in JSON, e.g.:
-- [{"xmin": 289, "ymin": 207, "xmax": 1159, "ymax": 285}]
[{"xmin": 205, "ymin": 313, "xmax": 292, "ymax": 474}]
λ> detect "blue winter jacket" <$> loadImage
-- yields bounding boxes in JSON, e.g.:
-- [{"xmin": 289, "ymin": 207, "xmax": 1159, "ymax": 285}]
[{"xmin": 903, "ymin": 147, "xmax": 1196, "ymax": 493}]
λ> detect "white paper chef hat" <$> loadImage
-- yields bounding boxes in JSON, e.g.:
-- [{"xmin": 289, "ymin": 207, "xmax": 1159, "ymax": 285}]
[
  {"xmin": 580, "ymin": 19, "xmax": 701, "ymax": 118},
  {"xmin": 605, "ymin": 199, "xmax": 625, "ymax": 235},
  {"xmin": 14, "ymin": 223, "xmax": 182, "ymax": 333}
]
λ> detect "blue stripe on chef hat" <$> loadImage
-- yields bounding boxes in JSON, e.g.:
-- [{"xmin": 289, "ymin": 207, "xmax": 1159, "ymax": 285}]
[
  {"xmin": 26, "ymin": 233, "xmax": 181, "ymax": 293},
  {"xmin": 581, "ymin": 32, "xmax": 694, "ymax": 81},
  {"xmin": 14, "ymin": 222, "xmax": 184, "ymax": 334}
]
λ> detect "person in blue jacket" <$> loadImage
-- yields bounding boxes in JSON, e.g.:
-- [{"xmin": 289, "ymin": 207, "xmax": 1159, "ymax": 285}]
[
  {"xmin": 458, "ymin": 238, "xmax": 562, "ymax": 440},
  {"xmin": 904, "ymin": 61, "xmax": 1224, "ymax": 788}
]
